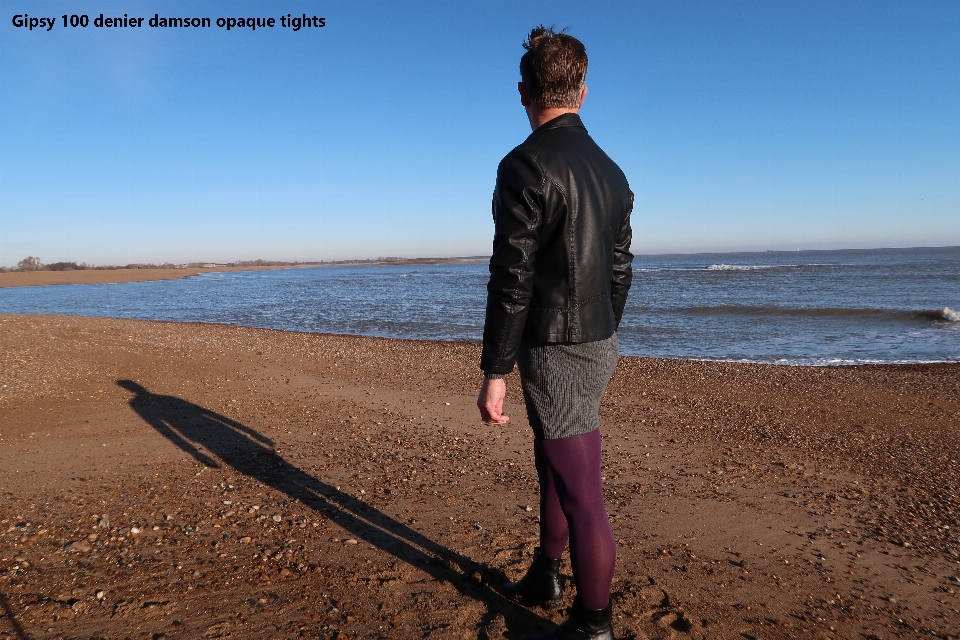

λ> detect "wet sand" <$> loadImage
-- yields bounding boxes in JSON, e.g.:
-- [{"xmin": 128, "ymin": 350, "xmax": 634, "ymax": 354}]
[{"xmin": 0, "ymin": 314, "xmax": 958, "ymax": 639}]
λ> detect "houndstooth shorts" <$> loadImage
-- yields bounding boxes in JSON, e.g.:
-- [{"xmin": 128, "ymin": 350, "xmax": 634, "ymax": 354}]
[{"xmin": 516, "ymin": 333, "xmax": 619, "ymax": 440}]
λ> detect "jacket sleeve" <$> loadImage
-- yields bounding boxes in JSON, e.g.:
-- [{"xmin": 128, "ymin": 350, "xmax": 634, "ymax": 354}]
[
  {"xmin": 610, "ymin": 189, "xmax": 634, "ymax": 327},
  {"xmin": 480, "ymin": 150, "xmax": 544, "ymax": 375}
]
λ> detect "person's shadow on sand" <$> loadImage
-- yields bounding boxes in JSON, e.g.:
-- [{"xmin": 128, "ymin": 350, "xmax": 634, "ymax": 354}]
[{"xmin": 117, "ymin": 380, "xmax": 549, "ymax": 636}]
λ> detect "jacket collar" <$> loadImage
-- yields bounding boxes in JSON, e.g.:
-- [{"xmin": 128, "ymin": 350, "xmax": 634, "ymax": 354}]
[{"xmin": 530, "ymin": 112, "xmax": 586, "ymax": 136}]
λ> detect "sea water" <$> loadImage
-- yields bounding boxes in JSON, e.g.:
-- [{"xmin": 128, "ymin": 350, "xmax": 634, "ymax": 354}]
[{"xmin": 1, "ymin": 247, "xmax": 957, "ymax": 365}]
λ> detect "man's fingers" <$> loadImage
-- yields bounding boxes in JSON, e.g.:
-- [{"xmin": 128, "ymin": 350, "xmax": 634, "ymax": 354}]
[
  {"xmin": 478, "ymin": 377, "xmax": 509, "ymax": 425},
  {"xmin": 479, "ymin": 401, "xmax": 509, "ymax": 425},
  {"xmin": 481, "ymin": 404, "xmax": 502, "ymax": 422}
]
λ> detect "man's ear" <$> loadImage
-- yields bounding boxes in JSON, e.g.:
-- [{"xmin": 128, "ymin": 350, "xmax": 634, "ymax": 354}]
[
  {"xmin": 578, "ymin": 85, "xmax": 588, "ymax": 109},
  {"xmin": 518, "ymin": 82, "xmax": 531, "ymax": 107}
]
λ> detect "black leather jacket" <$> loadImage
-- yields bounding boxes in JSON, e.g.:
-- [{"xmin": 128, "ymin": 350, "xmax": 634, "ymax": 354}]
[{"xmin": 481, "ymin": 113, "xmax": 634, "ymax": 375}]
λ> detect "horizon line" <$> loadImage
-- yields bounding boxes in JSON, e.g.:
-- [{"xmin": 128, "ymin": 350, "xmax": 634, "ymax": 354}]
[{"xmin": 3, "ymin": 244, "xmax": 958, "ymax": 270}]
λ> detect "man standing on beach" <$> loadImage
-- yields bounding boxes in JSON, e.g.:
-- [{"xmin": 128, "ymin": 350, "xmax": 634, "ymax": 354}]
[{"xmin": 477, "ymin": 26, "xmax": 633, "ymax": 640}]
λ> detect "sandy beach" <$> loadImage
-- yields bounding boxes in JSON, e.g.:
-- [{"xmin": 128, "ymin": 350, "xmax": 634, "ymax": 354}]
[
  {"xmin": 0, "ymin": 267, "xmax": 300, "ymax": 289},
  {"xmin": 0, "ymin": 260, "xmax": 487, "ymax": 289},
  {"xmin": 0, "ymin": 314, "xmax": 957, "ymax": 639}
]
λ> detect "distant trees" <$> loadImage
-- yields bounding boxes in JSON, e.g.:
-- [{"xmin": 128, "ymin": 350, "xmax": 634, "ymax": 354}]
[
  {"xmin": 2, "ymin": 257, "xmax": 327, "ymax": 271},
  {"xmin": 233, "ymin": 259, "xmax": 295, "ymax": 267},
  {"xmin": 10, "ymin": 257, "xmax": 88, "ymax": 271},
  {"xmin": 45, "ymin": 261, "xmax": 85, "ymax": 271},
  {"xmin": 16, "ymin": 256, "xmax": 43, "ymax": 271}
]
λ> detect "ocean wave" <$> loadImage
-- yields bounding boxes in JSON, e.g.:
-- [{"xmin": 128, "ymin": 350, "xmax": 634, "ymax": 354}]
[
  {"xmin": 634, "ymin": 263, "xmax": 838, "ymax": 273},
  {"xmin": 706, "ymin": 263, "xmax": 834, "ymax": 271},
  {"xmin": 709, "ymin": 263, "xmax": 783, "ymax": 271},
  {"xmin": 940, "ymin": 307, "xmax": 960, "ymax": 321},
  {"xmin": 694, "ymin": 357, "xmax": 960, "ymax": 366},
  {"xmin": 680, "ymin": 305, "xmax": 960, "ymax": 322}
]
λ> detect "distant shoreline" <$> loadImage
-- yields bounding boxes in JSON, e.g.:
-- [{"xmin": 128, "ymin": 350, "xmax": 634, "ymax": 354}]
[{"xmin": 0, "ymin": 257, "xmax": 488, "ymax": 288}]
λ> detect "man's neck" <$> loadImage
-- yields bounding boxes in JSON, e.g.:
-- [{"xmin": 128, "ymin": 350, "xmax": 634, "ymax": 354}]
[{"xmin": 526, "ymin": 107, "xmax": 579, "ymax": 131}]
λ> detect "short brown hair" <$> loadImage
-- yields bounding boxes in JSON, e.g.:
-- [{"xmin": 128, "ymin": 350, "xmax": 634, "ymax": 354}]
[{"xmin": 520, "ymin": 26, "xmax": 588, "ymax": 109}]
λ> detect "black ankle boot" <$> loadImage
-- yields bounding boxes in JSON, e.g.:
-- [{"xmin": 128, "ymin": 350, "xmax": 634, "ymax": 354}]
[
  {"xmin": 503, "ymin": 547, "xmax": 563, "ymax": 606},
  {"xmin": 521, "ymin": 596, "xmax": 614, "ymax": 640}
]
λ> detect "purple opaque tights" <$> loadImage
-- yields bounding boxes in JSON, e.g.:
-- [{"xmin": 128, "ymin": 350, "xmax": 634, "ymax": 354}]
[{"xmin": 534, "ymin": 428, "xmax": 616, "ymax": 610}]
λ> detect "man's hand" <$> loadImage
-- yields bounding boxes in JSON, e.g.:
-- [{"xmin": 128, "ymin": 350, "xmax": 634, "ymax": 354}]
[{"xmin": 477, "ymin": 377, "xmax": 510, "ymax": 425}]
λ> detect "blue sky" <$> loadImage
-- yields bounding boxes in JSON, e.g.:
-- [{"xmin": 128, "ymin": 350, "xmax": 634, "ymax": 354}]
[{"xmin": 1, "ymin": 0, "xmax": 958, "ymax": 265}]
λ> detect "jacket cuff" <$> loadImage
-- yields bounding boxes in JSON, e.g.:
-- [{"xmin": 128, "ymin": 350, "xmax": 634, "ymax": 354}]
[{"xmin": 484, "ymin": 372, "xmax": 505, "ymax": 380}]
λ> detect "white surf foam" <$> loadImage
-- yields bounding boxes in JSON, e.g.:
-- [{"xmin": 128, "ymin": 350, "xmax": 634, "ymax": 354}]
[
  {"xmin": 705, "ymin": 263, "xmax": 838, "ymax": 271},
  {"xmin": 708, "ymin": 263, "xmax": 779, "ymax": 271}
]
